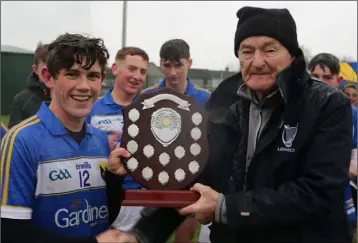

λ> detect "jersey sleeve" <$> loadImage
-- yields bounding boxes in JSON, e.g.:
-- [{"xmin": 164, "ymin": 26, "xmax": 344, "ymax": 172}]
[{"xmin": 1, "ymin": 130, "xmax": 37, "ymax": 220}]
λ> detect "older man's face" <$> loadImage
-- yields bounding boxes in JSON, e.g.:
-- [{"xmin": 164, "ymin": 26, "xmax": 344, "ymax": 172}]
[{"xmin": 238, "ymin": 36, "xmax": 293, "ymax": 95}]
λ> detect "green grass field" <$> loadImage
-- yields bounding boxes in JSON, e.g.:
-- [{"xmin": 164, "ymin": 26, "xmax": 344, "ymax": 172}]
[{"xmin": 0, "ymin": 115, "xmax": 9, "ymax": 126}]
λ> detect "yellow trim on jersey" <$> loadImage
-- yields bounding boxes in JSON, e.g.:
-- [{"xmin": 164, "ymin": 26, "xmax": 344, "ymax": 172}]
[
  {"xmin": 1, "ymin": 116, "xmax": 40, "ymax": 205},
  {"xmin": 193, "ymin": 84, "xmax": 211, "ymax": 94},
  {"xmin": 141, "ymin": 84, "xmax": 159, "ymax": 93},
  {"xmin": 36, "ymin": 186, "xmax": 106, "ymax": 197},
  {"xmin": 1, "ymin": 205, "xmax": 31, "ymax": 209}
]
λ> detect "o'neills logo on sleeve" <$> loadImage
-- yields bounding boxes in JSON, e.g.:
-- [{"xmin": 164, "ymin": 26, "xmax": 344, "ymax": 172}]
[{"xmin": 277, "ymin": 123, "xmax": 298, "ymax": 153}]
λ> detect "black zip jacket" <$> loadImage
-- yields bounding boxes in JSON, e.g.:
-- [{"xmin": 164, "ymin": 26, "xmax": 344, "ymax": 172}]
[
  {"xmin": 128, "ymin": 50, "xmax": 353, "ymax": 243},
  {"xmin": 8, "ymin": 72, "xmax": 51, "ymax": 128}
]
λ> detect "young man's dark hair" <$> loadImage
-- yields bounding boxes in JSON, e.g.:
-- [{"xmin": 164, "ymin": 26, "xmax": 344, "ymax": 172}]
[
  {"xmin": 159, "ymin": 39, "xmax": 190, "ymax": 62},
  {"xmin": 308, "ymin": 53, "xmax": 343, "ymax": 88},
  {"xmin": 8, "ymin": 43, "xmax": 51, "ymax": 128},
  {"xmin": 46, "ymin": 33, "xmax": 109, "ymax": 78},
  {"xmin": 308, "ymin": 53, "xmax": 340, "ymax": 75}
]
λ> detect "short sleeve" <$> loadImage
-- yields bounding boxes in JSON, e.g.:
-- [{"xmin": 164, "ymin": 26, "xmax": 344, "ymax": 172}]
[{"xmin": 0, "ymin": 130, "xmax": 37, "ymax": 219}]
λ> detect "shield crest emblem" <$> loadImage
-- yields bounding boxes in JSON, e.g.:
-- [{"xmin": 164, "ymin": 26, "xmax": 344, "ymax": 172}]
[
  {"xmin": 151, "ymin": 108, "xmax": 182, "ymax": 147},
  {"xmin": 120, "ymin": 88, "xmax": 209, "ymax": 190}
]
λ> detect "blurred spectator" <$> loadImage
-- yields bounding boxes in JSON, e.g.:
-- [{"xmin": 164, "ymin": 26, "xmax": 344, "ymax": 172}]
[
  {"xmin": 344, "ymin": 82, "xmax": 358, "ymax": 106},
  {"xmin": 8, "ymin": 43, "xmax": 51, "ymax": 128}
]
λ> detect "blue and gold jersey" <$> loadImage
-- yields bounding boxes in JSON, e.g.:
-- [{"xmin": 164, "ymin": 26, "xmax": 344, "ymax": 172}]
[
  {"xmin": 87, "ymin": 89, "xmax": 125, "ymax": 135},
  {"xmin": 0, "ymin": 103, "xmax": 110, "ymax": 237},
  {"xmin": 141, "ymin": 79, "xmax": 210, "ymax": 107}
]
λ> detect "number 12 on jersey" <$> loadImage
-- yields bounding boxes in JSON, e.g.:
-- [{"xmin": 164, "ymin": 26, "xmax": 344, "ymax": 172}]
[{"xmin": 79, "ymin": 170, "xmax": 91, "ymax": 188}]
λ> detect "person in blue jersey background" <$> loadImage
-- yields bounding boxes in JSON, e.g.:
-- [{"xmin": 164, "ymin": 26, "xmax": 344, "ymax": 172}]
[
  {"xmin": 1, "ymin": 33, "xmax": 124, "ymax": 243},
  {"xmin": 0, "ymin": 121, "xmax": 8, "ymax": 140},
  {"xmin": 309, "ymin": 53, "xmax": 357, "ymax": 236},
  {"xmin": 142, "ymin": 39, "xmax": 211, "ymax": 243},
  {"xmin": 142, "ymin": 39, "xmax": 210, "ymax": 107},
  {"xmin": 87, "ymin": 47, "xmax": 149, "ymax": 232}
]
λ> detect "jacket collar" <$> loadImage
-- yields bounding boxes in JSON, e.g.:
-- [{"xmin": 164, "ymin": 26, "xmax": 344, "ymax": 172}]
[{"xmin": 27, "ymin": 72, "xmax": 51, "ymax": 99}]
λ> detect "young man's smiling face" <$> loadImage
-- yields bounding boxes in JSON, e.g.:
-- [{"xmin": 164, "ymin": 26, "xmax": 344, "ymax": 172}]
[
  {"xmin": 112, "ymin": 54, "xmax": 148, "ymax": 95},
  {"xmin": 43, "ymin": 58, "xmax": 103, "ymax": 120}
]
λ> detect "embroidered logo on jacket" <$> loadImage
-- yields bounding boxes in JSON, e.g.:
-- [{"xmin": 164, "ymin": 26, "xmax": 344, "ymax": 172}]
[{"xmin": 277, "ymin": 123, "xmax": 298, "ymax": 153}]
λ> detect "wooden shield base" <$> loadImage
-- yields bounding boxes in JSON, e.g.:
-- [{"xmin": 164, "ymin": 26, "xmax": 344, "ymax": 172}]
[{"xmin": 122, "ymin": 190, "xmax": 200, "ymax": 208}]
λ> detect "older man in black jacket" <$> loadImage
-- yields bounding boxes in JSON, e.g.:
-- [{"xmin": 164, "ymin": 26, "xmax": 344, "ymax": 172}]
[{"xmin": 110, "ymin": 6, "xmax": 353, "ymax": 243}]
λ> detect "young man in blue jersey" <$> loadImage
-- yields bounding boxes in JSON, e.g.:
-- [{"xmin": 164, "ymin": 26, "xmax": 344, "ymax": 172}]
[
  {"xmin": 1, "ymin": 33, "xmax": 124, "ymax": 243},
  {"xmin": 87, "ymin": 47, "xmax": 149, "ymax": 232},
  {"xmin": 309, "ymin": 53, "xmax": 357, "ymax": 235},
  {"xmin": 142, "ymin": 39, "xmax": 210, "ymax": 243}
]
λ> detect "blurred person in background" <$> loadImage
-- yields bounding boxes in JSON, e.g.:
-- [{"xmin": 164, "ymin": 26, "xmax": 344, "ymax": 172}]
[
  {"xmin": 343, "ymin": 83, "xmax": 358, "ymax": 106},
  {"xmin": 309, "ymin": 53, "xmax": 357, "ymax": 236},
  {"xmin": 8, "ymin": 43, "xmax": 51, "ymax": 128}
]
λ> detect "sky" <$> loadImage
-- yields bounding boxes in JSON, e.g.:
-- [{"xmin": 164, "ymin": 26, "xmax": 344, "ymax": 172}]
[{"xmin": 1, "ymin": 1, "xmax": 357, "ymax": 71}]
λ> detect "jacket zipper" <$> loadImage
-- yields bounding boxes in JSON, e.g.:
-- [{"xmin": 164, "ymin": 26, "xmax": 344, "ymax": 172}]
[{"xmin": 243, "ymin": 107, "xmax": 263, "ymax": 191}]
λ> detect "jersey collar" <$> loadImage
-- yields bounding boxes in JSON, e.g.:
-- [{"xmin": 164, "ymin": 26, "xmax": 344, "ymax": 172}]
[
  {"xmin": 37, "ymin": 102, "xmax": 94, "ymax": 136},
  {"xmin": 159, "ymin": 78, "xmax": 196, "ymax": 96},
  {"xmin": 103, "ymin": 88, "xmax": 116, "ymax": 105},
  {"xmin": 104, "ymin": 88, "xmax": 138, "ymax": 106}
]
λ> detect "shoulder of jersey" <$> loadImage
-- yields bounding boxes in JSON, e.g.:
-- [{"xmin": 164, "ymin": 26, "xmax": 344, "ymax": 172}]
[
  {"xmin": 95, "ymin": 95, "xmax": 105, "ymax": 102},
  {"xmin": 141, "ymin": 84, "xmax": 160, "ymax": 94},
  {"xmin": 193, "ymin": 84, "xmax": 211, "ymax": 95},
  {"xmin": 2, "ymin": 115, "xmax": 42, "ymax": 143}
]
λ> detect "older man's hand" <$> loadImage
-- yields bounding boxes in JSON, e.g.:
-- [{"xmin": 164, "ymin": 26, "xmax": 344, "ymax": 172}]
[{"xmin": 178, "ymin": 183, "xmax": 219, "ymax": 225}]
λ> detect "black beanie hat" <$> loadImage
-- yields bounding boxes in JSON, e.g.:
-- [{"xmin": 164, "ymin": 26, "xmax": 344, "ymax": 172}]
[{"xmin": 234, "ymin": 6, "xmax": 299, "ymax": 57}]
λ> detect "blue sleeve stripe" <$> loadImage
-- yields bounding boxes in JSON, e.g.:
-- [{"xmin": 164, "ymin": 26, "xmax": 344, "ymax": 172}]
[{"xmin": 0, "ymin": 116, "xmax": 40, "ymax": 205}]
